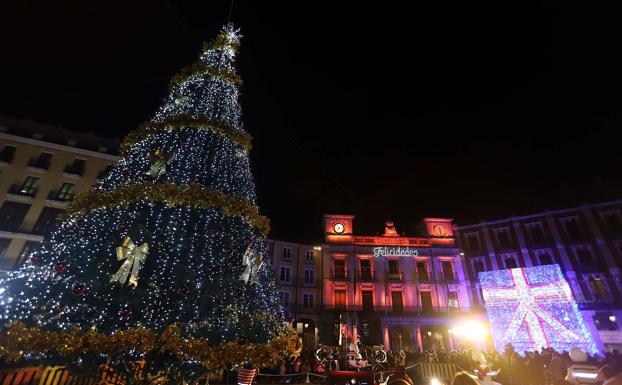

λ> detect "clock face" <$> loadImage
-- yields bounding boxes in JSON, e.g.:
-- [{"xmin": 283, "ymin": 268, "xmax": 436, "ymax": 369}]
[
  {"xmin": 333, "ymin": 222, "xmax": 345, "ymax": 234},
  {"xmin": 433, "ymin": 224, "xmax": 448, "ymax": 236}
]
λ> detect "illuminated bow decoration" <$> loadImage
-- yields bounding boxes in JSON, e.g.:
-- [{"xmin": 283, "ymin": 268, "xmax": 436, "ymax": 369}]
[
  {"xmin": 146, "ymin": 149, "xmax": 174, "ymax": 178},
  {"xmin": 239, "ymin": 247, "xmax": 264, "ymax": 284},
  {"xmin": 110, "ymin": 236, "xmax": 149, "ymax": 287}
]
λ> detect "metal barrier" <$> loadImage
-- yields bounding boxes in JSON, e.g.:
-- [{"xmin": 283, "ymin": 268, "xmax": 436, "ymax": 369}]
[
  {"xmin": 256, "ymin": 372, "xmax": 327, "ymax": 384},
  {"xmin": 416, "ymin": 363, "xmax": 459, "ymax": 383},
  {"xmin": 0, "ymin": 366, "xmax": 124, "ymax": 385}
]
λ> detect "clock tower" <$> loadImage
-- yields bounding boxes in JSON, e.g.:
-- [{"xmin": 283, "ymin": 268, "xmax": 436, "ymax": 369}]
[{"xmin": 323, "ymin": 214, "xmax": 355, "ymax": 244}]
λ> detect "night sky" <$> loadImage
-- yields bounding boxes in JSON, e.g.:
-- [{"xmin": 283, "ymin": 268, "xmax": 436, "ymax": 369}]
[{"xmin": 1, "ymin": 2, "xmax": 620, "ymax": 243}]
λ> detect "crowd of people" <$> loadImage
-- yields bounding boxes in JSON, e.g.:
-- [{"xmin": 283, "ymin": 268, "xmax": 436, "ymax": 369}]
[{"xmin": 255, "ymin": 340, "xmax": 622, "ymax": 385}]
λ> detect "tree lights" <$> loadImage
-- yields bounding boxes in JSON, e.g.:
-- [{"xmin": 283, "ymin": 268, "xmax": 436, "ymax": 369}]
[
  {"xmin": 479, "ymin": 264, "xmax": 598, "ymax": 355},
  {"xmin": 0, "ymin": 24, "xmax": 293, "ymax": 369}
]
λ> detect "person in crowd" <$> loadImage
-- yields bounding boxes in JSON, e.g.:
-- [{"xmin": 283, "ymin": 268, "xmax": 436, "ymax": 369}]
[{"xmin": 453, "ymin": 371, "xmax": 481, "ymax": 385}]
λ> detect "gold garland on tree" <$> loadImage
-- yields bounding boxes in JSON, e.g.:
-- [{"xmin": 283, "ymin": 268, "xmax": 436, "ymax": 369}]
[
  {"xmin": 0, "ymin": 321, "xmax": 299, "ymax": 367},
  {"xmin": 63, "ymin": 181, "xmax": 270, "ymax": 235},
  {"xmin": 120, "ymin": 114, "xmax": 252, "ymax": 154},
  {"xmin": 169, "ymin": 63, "xmax": 242, "ymax": 90}
]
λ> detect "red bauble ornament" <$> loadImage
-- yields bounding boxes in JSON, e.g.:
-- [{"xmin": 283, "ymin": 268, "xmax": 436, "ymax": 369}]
[
  {"xmin": 54, "ymin": 263, "xmax": 67, "ymax": 273},
  {"xmin": 119, "ymin": 307, "xmax": 132, "ymax": 318},
  {"xmin": 30, "ymin": 255, "xmax": 40, "ymax": 263},
  {"xmin": 72, "ymin": 282, "xmax": 86, "ymax": 296},
  {"xmin": 245, "ymin": 239, "xmax": 253, "ymax": 246},
  {"xmin": 116, "ymin": 223, "xmax": 127, "ymax": 231},
  {"xmin": 177, "ymin": 285, "xmax": 189, "ymax": 297},
  {"xmin": 123, "ymin": 154, "xmax": 130, "ymax": 161}
]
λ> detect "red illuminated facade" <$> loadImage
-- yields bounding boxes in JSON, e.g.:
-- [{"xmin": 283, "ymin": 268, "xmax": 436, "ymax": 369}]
[{"xmin": 319, "ymin": 214, "xmax": 478, "ymax": 352}]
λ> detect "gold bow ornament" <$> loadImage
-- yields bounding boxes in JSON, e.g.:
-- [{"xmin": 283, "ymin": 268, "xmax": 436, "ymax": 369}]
[
  {"xmin": 146, "ymin": 149, "xmax": 175, "ymax": 178},
  {"xmin": 239, "ymin": 247, "xmax": 264, "ymax": 285},
  {"xmin": 110, "ymin": 236, "xmax": 149, "ymax": 287}
]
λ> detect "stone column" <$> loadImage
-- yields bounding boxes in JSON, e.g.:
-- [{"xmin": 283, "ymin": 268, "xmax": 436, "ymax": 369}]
[
  {"xmin": 512, "ymin": 219, "xmax": 534, "ymax": 267},
  {"xmin": 480, "ymin": 224, "xmax": 500, "ymax": 270}
]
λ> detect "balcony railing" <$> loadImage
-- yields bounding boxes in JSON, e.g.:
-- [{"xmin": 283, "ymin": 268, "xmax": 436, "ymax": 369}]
[
  {"xmin": 386, "ymin": 271, "xmax": 403, "ymax": 281},
  {"xmin": 7, "ymin": 184, "xmax": 37, "ymax": 197},
  {"xmin": 321, "ymin": 304, "xmax": 473, "ymax": 314},
  {"xmin": 413, "ymin": 272, "xmax": 460, "ymax": 284},
  {"xmin": 329, "ymin": 269, "xmax": 348, "ymax": 280},
  {"xmin": 355, "ymin": 269, "xmax": 375, "ymax": 282},
  {"xmin": 47, "ymin": 190, "xmax": 74, "ymax": 202},
  {"xmin": 63, "ymin": 164, "xmax": 84, "ymax": 177},
  {"xmin": 27, "ymin": 158, "xmax": 51, "ymax": 170}
]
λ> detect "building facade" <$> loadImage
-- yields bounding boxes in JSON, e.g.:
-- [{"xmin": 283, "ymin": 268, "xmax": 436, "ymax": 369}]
[
  {"xmin": 319, "ymin": 214, "xmax": 478, "ymax": 352},
  {"xmin": 453, "ymin": 200, "xmax": 622, "ymax": 353},
  {"xmin": 263, "ymin": 239, "xmax": 322, "ymax": 348},
  {"xmin": 0, "ymin": 116, "xmax": 119, "ymax": 270}
]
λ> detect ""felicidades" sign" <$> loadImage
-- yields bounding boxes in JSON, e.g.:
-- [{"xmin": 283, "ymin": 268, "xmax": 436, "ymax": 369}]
[{"xmin": 373, "ymin": 246, "xmax": 419, "ymax": 258}]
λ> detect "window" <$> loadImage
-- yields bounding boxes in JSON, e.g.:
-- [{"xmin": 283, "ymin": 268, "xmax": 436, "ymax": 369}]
[
  {"xmin": 0, "ymin": 145, "xmax": 17, "ymax": 163},
  {"xmin": 360, "ymin": 259, "xmax": 372, "ymax": 280},
  {"xmin": 303, "ymin": 294, "xmax": 314, "ymax": 309},
  {"xmin": 335, "ymin": 290, "xmax": 346, "ymax": 309},
  {"xmin": 538, "ymin": 253, "xmax": 553, "ymax": 265},
  {"xmin": 420, "ymin": 291, "xmax": 433, "ymax": 313},
  {"xmin": 496, "ymin": 229, "xmax": 511, "ymax": 248},
  {"xmin": 29, "ymin": 152, "xmax": 53, "ymax": 169},
  {"xmin": 576, "ymin": 247, "xmax": 594, "ymax": 266},
  {"xmin": 304, "ymin": 269, "xmax": 315, "ymax": 284},
  {"xmin": 282, "ymin": 247, "xmax": 291, "ymax": 260},
  {"xmin": 278, "ymin": 292, "xmax": 290, "ymax": 311},
  {"xmin": 473, "ymin": 260, "xmax": 485, "ymax": 273},
  {"xmin": 305, "ymin": 250, "xmax": 314, "ymax": 263},
  {"xmin": 56, "ymin": 182, "xmax": 75, "ymax": 201},
  {"xmin": 529, "ymin": 225, "xmax": 545, "ymax": 244},
  {"xmin": 391, "ymin": 291, "xmax": 403, "ymax": 313},
  {"xmin": 447, "ymin": 292, "xmax": 459, "ymax": 309},
  {"xmin": 505, "ymin": 257, "xmax": 517, "ymax": 269},
  {"xmin": 17, "ymin": 241, "xmax": 41, "ymax": 267},
  {"xmin": 466, "ymin": 233, "xmax": 481, "ymax": 251},
  {"xmin": 65, "ymin": 159, "xmax": 86, "ymax": 176},
  {"xmin": 279, "ymin": 267, "xmax": 291, "ymax": 282},
  {"xmin": 589, "ymin": 277, "xmax": 608, "ymax": 300},
  {"xmin": 20, "ymin": 176, "xmax": 40, "ymax": 196},
  {"xmin": 362, "ymin": 290, "xmax": 373, "ymax": 312},
  {"xmin": 97, "ymin": 165, "xmax": 113, "ymax": 180},
  {"xmin": 0, "ymin": 238, "xmax": 11, "ymax": 261},
  {"xmin": 334, "ymin": 259, "xmax": 345, "ymax": 279},
  {"xmin": 0, "ymin": 202, "xmax": 31, "ymax": 232},
  {"xmin": 416, "ymin": 261, "xmax": 429, "ymax": 281},
  {"xmin": 593, "ymin": 312, "xmax": 618, "ymax": 331},
  {"xmin": 388, "ymin": 260, "xmax": 400, "ymax": 278},
  {"xmin": 441, "ymin": 260, "xmax": 455, "ymax": 281},
  {"xmin": 605, "ymin": 214, "xmax": 622, "ymax": 235},
  {"xmin": 32, "ymin": 207, "xmax": 64, "ymax": 235},
  {"xmin": 565, "ymin": 220, "xmax": 582, "ymax": 240}
]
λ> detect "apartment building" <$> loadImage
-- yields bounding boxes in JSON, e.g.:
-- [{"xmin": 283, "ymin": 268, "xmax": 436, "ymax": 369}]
[
  {"xmin": 454, "ymin": 200, "xmax": 622, "ymax": 352},
  {"xmin": 0, "ymin": 116, "xmax": 119, "ymax": 270}
]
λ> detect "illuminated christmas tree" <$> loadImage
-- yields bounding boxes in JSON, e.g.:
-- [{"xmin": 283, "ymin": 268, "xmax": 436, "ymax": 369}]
[{"xmin": 1, "ymin": 24, "xmax": 286, "ymax": 354}]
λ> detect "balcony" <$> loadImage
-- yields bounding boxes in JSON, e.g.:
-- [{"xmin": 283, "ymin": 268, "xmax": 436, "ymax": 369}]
[
  {"xmin": 329, "ymin": 269, "xmax": 348, "ymax": 280},
  {"xmin": 321, "ymin": 304, "xmax": 473, "ymax": 315},
  {"xmin": 47, "ymin": 190, "xmax": 74, "ymax": 202},
  {"xmin": 7, "ymin": 184, "xmax": 37, "ymax": 199},
  {"xmin": 355, "ymin": 269, "xmax": 375, "ymax": 282},
  {"xmin": 298, "ymin": 278, "xmax": 317, "ymax": 287},
  {"xmin": 295, "ymin": 304, "xmax": 320, "ymax": 314},
  {"xmin": 386, "ymin": 271, "xmax": 403, "ymax": 281},
  {"xmin": 27, "ymin": 158, "xmax": 51, "ymax": 171},
  {"xmin": 63, "ymin": 164, "xmax": 85, "ymax": 177}
]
